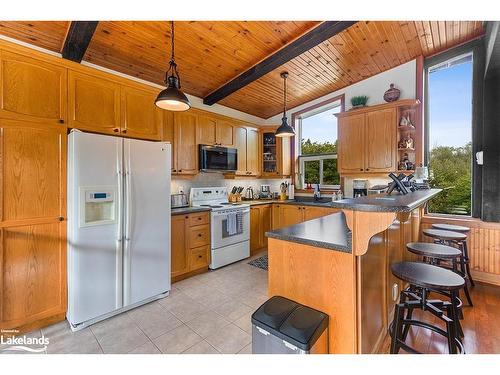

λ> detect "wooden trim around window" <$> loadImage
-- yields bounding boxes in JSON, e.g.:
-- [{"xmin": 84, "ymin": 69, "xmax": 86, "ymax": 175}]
[{"xmin": 290, "ymin": 94, "xmax": 345, "ymax": 186}]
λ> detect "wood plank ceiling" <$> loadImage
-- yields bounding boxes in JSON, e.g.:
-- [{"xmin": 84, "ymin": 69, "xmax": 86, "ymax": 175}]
[{"xmin": 0, "ymin": 21, "xmax": 484, "ymax": 119}]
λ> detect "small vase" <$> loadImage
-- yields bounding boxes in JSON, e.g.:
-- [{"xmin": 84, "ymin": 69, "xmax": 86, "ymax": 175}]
[{"xmin": 384, "ymin": 83, "xmax": 400, "ymax": 102}]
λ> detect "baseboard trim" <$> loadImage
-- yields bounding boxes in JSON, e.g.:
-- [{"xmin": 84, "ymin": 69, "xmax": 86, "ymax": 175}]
[{"xmin": 471, "ymin": 270, "xmax": 500, "ymax": 286}]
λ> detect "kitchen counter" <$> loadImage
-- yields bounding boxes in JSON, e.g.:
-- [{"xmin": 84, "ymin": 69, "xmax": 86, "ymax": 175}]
[
  {"xmin": 330, "ymin": 189, "xmax": 442, "ymax": 212},
  {"xmin": 171, "ymin": 206, "xmax": 211, "ymax": 216},
  {"xmin": 266, "ymin": 212, "xmax": 352, "ymax": 253},
  {"xmin": 267, "ymin": 189, "xmax": 441, "ymax": 354}
]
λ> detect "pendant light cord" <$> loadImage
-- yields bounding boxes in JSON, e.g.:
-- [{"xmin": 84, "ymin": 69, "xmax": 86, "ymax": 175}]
[
  {"xmin": 283, "ymin": 74, "xmax": 287, "ymax": 117},
  {"xmin": 170, "ymin": 21, "xmax": 175, "ymax": 63},
  {"xmin": 166, "ymin": 20, "xmax": 181, "ymax": 88}
]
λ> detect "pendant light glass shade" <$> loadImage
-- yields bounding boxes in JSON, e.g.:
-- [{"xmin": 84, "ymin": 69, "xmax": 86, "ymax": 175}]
[
  {"xmin": 275, "ymin": 71, "xmax": 295, "ymax": 138},
  {"xmin": 155, "ymin": 21, "xmax": 191, "ymax": 111}
]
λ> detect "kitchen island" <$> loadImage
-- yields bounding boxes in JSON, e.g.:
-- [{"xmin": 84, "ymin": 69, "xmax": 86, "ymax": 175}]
[{"xmin": 265, "ymin": 189, "xmax": 441, "ymax": 354}]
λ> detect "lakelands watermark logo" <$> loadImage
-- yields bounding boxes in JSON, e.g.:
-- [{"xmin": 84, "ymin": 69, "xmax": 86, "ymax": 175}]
[{"xmin": 1, "ymin": 329, "xmax": 49, "ymax": 353}]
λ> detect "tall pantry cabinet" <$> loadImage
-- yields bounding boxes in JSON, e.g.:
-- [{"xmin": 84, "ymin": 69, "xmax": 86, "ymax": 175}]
[{"xmin": 0, "ymin": 48, "xmax": 67, "ymax": 332}]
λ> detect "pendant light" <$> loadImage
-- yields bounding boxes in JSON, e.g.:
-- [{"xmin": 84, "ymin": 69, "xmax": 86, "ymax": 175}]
[
  {"xmin": 155, "ymin": 21, "xmax": 191, "ymax": 111},
  {"xmin": 275, "ymin": 71, "xmax": 295, "ymax": 137}
]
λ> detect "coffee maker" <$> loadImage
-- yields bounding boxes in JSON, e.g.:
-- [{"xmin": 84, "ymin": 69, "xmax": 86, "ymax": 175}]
[
  {"xmin": 260, "ymin": 184, "xmax": 272, "ymax": 199},
  {"xmin": 353, "ymin": 179, "xmax": 368, "ymax": 197}
]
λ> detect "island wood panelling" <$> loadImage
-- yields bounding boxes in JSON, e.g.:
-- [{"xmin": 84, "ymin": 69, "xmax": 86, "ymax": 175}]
[
  {"xmin": 0, "ymin": 21, "xmax": 484, "ymax": 118},
  {"xmin": 420, "ymin": 215, "xmax": 500, "ymax": 286}
]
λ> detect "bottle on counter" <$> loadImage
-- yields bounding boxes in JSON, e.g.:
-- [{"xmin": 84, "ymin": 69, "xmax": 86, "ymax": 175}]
[
  {"xmin": 337, "ymin": 190, "xmax": 343, "ymax": 200},
  {"xmin": 331, "ymin": 191, "xmax": 337, "ymax": 202}
]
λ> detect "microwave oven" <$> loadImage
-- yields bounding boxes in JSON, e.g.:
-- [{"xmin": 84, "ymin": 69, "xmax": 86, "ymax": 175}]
[{"xmin": 199, "ymin": 144, "xmax": 237, "ymax": 172}]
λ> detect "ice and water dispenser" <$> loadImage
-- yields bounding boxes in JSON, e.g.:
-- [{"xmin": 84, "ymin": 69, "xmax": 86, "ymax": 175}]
[{"xmin": 79, "ymin": 187, "xmax": 117, "ymax": 227}]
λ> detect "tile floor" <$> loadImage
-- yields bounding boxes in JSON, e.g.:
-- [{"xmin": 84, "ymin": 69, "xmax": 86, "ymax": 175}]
[{"xmin": 1, "ymin": 253, "xmax": 268, "ymax": 354}]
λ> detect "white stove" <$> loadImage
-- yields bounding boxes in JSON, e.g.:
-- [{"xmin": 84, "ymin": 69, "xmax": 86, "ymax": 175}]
[{"xmin": 190, "ymin": 187, "xmax": 250, "ymax": 269}]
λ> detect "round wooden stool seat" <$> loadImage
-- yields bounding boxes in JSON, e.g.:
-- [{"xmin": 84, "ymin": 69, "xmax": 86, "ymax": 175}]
[
  {"xmin": 432, "ymin": 223, "xmax": 470, "ymax": 233},
  {"xmin": 391, "ymin": 262, "xmax": 465, "ymax": 291},
  {"xmin": 423, "ymin": 228, "xmax": 467, "ymax": 242},
  {"xmin": 406, "ymin": 242, "xmax": 462, "ymax": 259}
]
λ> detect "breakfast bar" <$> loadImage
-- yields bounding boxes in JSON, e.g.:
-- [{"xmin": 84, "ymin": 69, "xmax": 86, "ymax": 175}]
[{"xmin": 265, "ymin": 189, "xmax": 442, "ymax": 354}]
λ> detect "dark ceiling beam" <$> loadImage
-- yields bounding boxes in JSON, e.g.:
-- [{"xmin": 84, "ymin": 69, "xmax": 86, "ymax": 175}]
[
  {"xmin": 203, "ymin": 21, "xmax": 357, "ymax": 106},
  {"xmin": 61, "ymin": 21, "xmax": 99, "ymax": 63}
]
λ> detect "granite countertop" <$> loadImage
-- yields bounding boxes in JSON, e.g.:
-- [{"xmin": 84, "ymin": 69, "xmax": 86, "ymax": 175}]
[
  {"xmin": 266, "ymin": 212, "xmax": 352, "ymax": 253},
  {"xmin": 171, "ymin": 206, "xmax": 211, "ymax": 216},
  {"xmin": 330, "ymin": 189, "xmax": 442, "ymax": 213}
]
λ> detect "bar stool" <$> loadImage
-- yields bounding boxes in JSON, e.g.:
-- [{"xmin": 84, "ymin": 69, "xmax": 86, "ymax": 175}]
[
  {"xmin": 422, "ymin": 228, "xmax": 474, "ymax": 306},
  {"xmin": 390, "ymin": 261, "xmax": 465, "ymax": 354},
  {"xmin": 406, "ymin": 242, "xmax": 465, "ymax": 336},
  {"xmin": 431, "ymin": 223, "xmax": 474, "ymax": 287}
]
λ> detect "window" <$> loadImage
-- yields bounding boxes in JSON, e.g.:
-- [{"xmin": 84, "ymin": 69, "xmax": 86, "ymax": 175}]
[
  {"xmin": 426, "ymin": 52, "xmax": 473, "ymax": 216},
  {"xmin": 297, "ymin": 103, "xmax": 341, "ymax": 189}
]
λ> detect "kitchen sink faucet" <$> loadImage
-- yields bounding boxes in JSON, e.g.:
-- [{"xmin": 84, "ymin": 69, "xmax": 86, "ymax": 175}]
[{"xmin": 313, "ymin": 184, "xmax": 321, "ymax": 201}]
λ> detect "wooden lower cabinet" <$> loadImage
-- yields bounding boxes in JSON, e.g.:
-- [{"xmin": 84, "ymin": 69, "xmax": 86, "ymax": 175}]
[
  {"xmin": 0, "ymin": 222, "xmax": 66, "ymax": 331},
  {"xmin": 250, "ymin": 204, "xmax": 272, "ymax": 255},
  {"xmin": 171, "ymin": 212, "xmax": 211, "ymax": 282},
  {"xmin": 271, "ymin": 204, "xmax": 339, "ymax": 230}
]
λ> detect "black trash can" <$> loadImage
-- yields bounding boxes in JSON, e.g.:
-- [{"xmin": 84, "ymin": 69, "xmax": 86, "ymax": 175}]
[{"xmin": 251, "ymin": 295, "xmax": 329, "ymax": 354}]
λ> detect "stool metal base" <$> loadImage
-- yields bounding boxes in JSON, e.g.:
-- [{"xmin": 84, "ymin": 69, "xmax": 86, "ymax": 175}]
[{"xmin": 389, "ymin": 287, "xmax": 465, "ymax": 354}]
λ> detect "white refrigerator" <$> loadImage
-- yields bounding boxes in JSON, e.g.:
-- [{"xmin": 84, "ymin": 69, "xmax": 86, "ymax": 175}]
[{"xmin": 67, "ymin": 130, "xmax": 171, "ymax": 331}]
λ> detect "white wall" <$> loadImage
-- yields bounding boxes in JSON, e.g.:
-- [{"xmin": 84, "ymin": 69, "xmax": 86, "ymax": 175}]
[{"xmin": 264, "ymin": 59, "xmax": 417, "ymax": 123}]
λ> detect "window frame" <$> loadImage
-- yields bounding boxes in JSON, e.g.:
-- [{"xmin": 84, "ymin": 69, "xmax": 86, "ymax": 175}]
[
  {"xmin": 295, "ymin": 97, "xmax": 343, "ymax": 190},
  {"xmin": 298, "ymin": 153, "xmax": 340, "ymax": 189},
  {"xmin": 424, "ymin": 38, "xmax": 484, "ymax": 218}
]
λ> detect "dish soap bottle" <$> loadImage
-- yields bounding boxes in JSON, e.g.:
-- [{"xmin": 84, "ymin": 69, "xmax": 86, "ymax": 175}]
[{"xmin": 337, "ymin": 190, "xmax": 343, "ymax": 200}]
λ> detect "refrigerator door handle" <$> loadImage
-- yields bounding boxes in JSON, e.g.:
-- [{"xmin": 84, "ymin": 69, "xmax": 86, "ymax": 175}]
[
  {"xmin": 115, "ymin": 141, "xmax": 124, "ymax": 309},
  {"xmin": 123, "ymin": 141, "xmax": 132, "ymax": 306}
]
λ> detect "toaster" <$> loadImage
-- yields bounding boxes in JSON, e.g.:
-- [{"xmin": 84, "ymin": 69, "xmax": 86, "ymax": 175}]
[{"xmin": 171, "ymin": 193, "xmax": 189, "ymax": 208}]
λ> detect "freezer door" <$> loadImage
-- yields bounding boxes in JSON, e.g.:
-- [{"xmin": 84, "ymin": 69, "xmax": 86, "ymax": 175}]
[
  {"xmin": 123, "ymin": 139, "xmax": 171, "ymax": 306},
  {"xmin": 67, "ymin": 131, "xmax": 123, "ymax": 326}
]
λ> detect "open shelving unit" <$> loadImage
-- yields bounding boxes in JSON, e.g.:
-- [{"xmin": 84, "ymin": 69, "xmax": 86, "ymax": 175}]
[{"xmin": 396, "ymin": 101, "xmax": 420, "ymax": 173}]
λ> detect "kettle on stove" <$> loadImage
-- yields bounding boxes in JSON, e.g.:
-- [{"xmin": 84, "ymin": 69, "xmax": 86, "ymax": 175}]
[{"xmin": 245, "ymin": 186, "xmax": 254, "ymax": 200}]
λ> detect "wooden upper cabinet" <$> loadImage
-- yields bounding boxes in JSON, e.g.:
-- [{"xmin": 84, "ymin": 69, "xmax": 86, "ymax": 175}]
[
  {"xmin": 0, "ymin": 50, "xmax": 67, "ymax": 124},
  {"xmin": 68, "ymin": 70, "xmax": 121, "ymax": 135},
  {"xmin": 338, "ymin": 113, "xmax": 365, "ymax": 174},
  {"xmin": 174, "ymin": 111, "xmax": 198, "ymax": 174},
  {"xmin": 246, "ymin": 128, "xmax": 260, "ymax": 176},
  {"xmin": 197, "ymin": 115, "xmax": 217, "ymax": 145},
  {"xmin": 234, "ymin": 126, "xmax": 248, "ymax": 175},
  {"xmin": 197, "ymin": 115, "xmax": 233, "ymax": 146},
  {"xmin": 162, "ymin": 111, "xmax": 174, "ymax": 143},
  {"xmin": 365, "ymin": 108, "xmax": 396, "ymax": 172},
  {"xmin": 121, "ymin": 85, "xmax": 162, "ymax": 140},
  {"xmin": 216, "ymin": 119, "xmax": 233, "ymax": 146},
  {"xmin": 0, "ymin": 119, "xmax": 66, "ymax": 222}
]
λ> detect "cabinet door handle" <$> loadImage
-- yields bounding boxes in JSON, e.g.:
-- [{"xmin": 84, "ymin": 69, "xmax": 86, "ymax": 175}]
[
  {"xmin": 59, "ymin": 216, "xmax": 65, "ymax": 221},
  {"xmin": 185, "ymin": 216, "xmax": 189, "ymax": 219},
  {"xmin": 122, "ymin": 129, "xmax": 127, "ymax": 134},
  {"xmin": 113, "ymin": 128, "xmax": 119, "ymax": 133},
  {"xmin": 59, "ymin": 119, "xmax": 65, "ymax": 124},
  {"xmin": 360, "ymin": 168, "xmax": 363, "ymax": 171},
  {"xmin": 366, "ymin": 168, "xmax": 370, "ymax": 171},
  {"xmin": 198, "ymin": 233, "xmax": 202, "ymax": 237},
  {"xmin": 198, "ymin": 255, "xmax": 202, "ymax": 259},
  {"xmin": 198, "ymin": 217, "xmax": 202, "ymax": 220}
]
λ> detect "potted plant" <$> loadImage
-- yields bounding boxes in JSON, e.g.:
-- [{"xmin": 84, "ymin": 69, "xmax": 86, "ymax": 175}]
[{"xmin": 350, "ymin": 95, "xmax": 368, "ymax": 109}]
